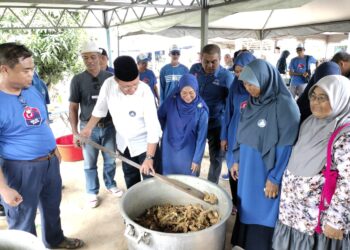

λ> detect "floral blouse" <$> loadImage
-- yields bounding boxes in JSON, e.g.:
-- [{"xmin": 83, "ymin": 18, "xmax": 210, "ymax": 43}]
[{"xmin": 278, "ymin": 133, "xmax": 350, "ymax": 235}]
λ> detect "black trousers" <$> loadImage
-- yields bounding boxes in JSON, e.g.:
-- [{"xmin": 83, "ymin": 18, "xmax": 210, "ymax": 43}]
[{"xmin": 121, "ymin": 146, "xmax": 161, "ymax": 189}]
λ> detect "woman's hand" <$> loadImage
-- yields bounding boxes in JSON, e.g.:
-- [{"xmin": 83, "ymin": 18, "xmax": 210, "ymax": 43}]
[
  {"xmin": 230, "ymin": 163, "xmax": 239, "ymax": 181},
  {"xmin": 264, "ymin": 180, "xmax": 279, "ymax": 199},
  {"xmin": 324, "ymin": 224, "xmax": 343, "ymax": 240},
  {"xmin": 220, "ymin": 140, "xmax": 228, "ymax": 152}
]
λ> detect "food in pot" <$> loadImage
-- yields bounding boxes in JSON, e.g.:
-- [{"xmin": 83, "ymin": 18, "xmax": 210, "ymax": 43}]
[
  {"xmin": 203, "ymin": 192, "xmax": 218, "ymax": 204},
  {"xmin": 135, "ymin": 204, "xmax": 220, "ymax": 233}
]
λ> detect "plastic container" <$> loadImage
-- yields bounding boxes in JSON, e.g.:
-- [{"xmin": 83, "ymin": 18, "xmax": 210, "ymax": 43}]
[{"xmin": 56, "ymin": 134, "xmax": 83, "ymax": 162}]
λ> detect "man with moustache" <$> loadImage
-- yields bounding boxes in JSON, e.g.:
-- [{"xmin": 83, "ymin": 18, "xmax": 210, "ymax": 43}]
[
  {"xmin": 0, "ymin": 42, "xmax": 83, "ymax": 249},
  {"xmin": 69, "ymin": 41, "xmax": 123, "ymax": 208},
  {"xmin": 190, "ymin": 44, "xmax": 234, "ymax": 184}
]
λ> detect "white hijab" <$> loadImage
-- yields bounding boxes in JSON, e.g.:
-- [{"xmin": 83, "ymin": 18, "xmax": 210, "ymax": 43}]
[{"xmin": 287, "ymin": 75, "xmax": 350, "ymax": 177}]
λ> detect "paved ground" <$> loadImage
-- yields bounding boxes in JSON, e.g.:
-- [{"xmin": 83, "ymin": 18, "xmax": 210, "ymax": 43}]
[{"xmin": 0, "ymin": 117, "xmax": 235, "ymax": 249}]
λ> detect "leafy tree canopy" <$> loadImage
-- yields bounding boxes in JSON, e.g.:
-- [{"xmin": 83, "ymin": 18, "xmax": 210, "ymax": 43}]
[{"xmin": 0, "ymin": 10, "xmax": 86, "ymax": 86}]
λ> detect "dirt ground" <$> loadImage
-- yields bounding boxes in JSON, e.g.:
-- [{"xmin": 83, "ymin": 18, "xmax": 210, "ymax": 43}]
[{"xmin": 0, "ymin": 117, "xmax": 235, "ymax": 250}]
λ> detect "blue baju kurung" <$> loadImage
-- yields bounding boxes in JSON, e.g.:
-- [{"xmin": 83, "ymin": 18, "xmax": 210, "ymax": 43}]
[
  {"xmin": 238, "ymin": 144, "xmax": 292, "ymax": 227},
  {"xmin": 160, "ymin": 106, "xmax": 208, "ymax": 175}
]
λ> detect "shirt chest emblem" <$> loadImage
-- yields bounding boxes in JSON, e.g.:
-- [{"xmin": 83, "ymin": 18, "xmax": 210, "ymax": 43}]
[
  {"xmin": 257, "ymin": 119, "xmax": 267, "ymax": 128},
  {"xmin": 129, "ymin": 111, "xmax": 136, "ymax": 117}
]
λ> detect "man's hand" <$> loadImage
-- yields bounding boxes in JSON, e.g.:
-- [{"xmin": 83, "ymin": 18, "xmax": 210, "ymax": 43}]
[
  {"xmin": 264, "ymin": 179, "xmax": 279, "ymax": 199},
  {"xmin": 230, "ymin": 163, "xmax": 239, "ymax": 181},
  {"xmin": 54, "ymin": 147, "xmax": 62, "ymax": 164},
  {"xmin": 302, "ymin": 72, "xmax": 309, "ymax": 78},
  {"xmin": 1, "ymin": 186, "xmax": 23, "ymax": 207},
  {"xmin": 73, "ymin": 133, "xmax": 82, "ymax": 148},
  {"xmin": 324, "ymin": 224, "xmax": 343, "ymax": 240},
  {"xmin": 140, "ymin": 159, "xmax": 155, "ymax": 175},
  {"xmin": 191, "ymin": 162, "xmax": 200, "ymax": 174},
  {"xmin": 75, "ymin": 127, "xmax": 92, "ymax": 148}
]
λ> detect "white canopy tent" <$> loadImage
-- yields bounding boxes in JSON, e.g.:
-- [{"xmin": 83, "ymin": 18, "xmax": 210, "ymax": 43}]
[{"xmin": 119, "ymin": 0, "xmax": 350, "ymax": 40}]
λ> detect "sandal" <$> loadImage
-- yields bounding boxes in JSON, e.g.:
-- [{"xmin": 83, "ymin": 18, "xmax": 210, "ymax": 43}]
[{"xmin": 54, "ymin": 237, "xmax": 84, "ymax": 249}]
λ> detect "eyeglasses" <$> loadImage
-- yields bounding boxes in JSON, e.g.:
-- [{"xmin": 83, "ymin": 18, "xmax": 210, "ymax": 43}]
[
  {"xmin": 92, "ymin": 77, "xmax": 101, "ymax": 90},
  {"xmin": 170, "ymin": 51, "xmax": 180, "ymax": 56},
  {"xmin": 309, "ymin": 93, "xmax": 329, "ymax": 103}
]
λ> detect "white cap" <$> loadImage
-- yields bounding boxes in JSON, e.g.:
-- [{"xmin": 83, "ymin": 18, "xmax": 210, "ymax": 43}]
[
  {"xmin": 81, "ymin": 41, "xmax": 101, "ymax": 54},
  {"xmin": 137, "ymin": 53, "xmax": 149, "ymax": 63},
  {"xmin": 169, "ymin": 44, "xmax": 180, "ymax": 52}
]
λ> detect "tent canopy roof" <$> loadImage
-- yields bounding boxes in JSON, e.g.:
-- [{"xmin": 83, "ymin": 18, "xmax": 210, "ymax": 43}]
[{"xmin": 0, "ymin": 0, "xmax": 349, "ymax": 39}]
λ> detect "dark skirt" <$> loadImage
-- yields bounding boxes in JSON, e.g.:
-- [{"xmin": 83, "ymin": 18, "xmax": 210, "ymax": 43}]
[
  {"xmin": 232, "ymin": 215, "xmax": 274, "ymax": 250},
  {"xmin": 272, "ymin": 220, "xmax": 350, "ymax": 250}
]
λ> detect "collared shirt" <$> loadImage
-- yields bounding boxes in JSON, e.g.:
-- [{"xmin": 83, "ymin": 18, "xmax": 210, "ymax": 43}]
[
  {"xmin": 190, "ymin": 63, "xmax": 233, "ymax": 129},
  {"xmin": 92, "ymin": 77, "xmax": 161, "ymax": 157}
]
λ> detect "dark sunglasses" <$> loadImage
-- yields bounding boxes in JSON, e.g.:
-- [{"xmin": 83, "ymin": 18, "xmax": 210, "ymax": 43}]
[
  {"xmin": 92, "ymin": 77, "xmax": 101, "ymax": 90},
  {"xmin": 171, "ymin": 51, "xmax": 180, "ymax": 56}
]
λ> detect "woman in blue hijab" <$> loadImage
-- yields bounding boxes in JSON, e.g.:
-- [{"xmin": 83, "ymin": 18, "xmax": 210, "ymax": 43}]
[
  {"xmin": 221, "ymin": 51, "xmax": 256, "ymax": 213},
  {"xmin": 232, "ymin": 59, "xmax": 300, "ymax": 250},
  {"xmin": 297, "ymin": 61, "xmax": 341, "ymax": 124},
  {"xmin": 158, "ymin": 73, "xmax": 209, "ymax": 176}
]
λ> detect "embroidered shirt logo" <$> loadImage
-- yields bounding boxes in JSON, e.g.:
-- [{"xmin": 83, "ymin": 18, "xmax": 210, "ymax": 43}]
[
  {"xmin": 197, "ymin": 103, "xmax": 203, "ymax": 108},
  {"xmin": 129, "ymin": 111, "xmax": 136, "ymax": 117},
  {"xmin": 257, "ymin": 119, "xmax": 267, "ymax": 128}
]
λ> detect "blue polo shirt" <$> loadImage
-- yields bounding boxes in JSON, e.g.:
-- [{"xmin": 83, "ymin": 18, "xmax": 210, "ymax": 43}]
[
  {"xmin": 289, "ymin": 55, "xmax": 317, "ymax": 85},
  {"xmin": 190, "ymin": 63, "xmax": 233, "ymax": 129}
]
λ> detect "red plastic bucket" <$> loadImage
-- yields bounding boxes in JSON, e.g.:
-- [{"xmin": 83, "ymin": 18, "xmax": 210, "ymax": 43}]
[{"xmin": 56, "ymin": 134, "xmax": 84, "ymax": 162}]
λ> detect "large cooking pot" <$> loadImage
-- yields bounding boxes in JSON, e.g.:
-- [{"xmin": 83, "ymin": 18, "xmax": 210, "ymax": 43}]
[
  {"xmin": 120, "ymin": 175, "xmax": 232, "ymax": 250},
  {"xmin": 0, "ymin": 229, "xmax": 47, "ymax": 249}
]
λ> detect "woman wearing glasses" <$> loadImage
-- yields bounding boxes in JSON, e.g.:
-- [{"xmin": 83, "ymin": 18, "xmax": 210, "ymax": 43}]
[
  {"xmin": 158, "ymin": 73, "xmax": 208, "ymax": 176},
  {"xmin": 273, "ymin": 75, "xmax": 350, "ymax": 249}
]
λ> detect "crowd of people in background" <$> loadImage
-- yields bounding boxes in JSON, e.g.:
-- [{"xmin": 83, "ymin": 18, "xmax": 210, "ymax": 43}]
[{"xmin": 0, "ymin": 40, "xmax": 350, "ymax": 250}]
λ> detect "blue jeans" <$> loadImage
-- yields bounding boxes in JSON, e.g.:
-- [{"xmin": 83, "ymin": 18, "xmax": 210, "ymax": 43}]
[{"xmin": 80, "ymin": 122, "xmax": 117, "ymax": 194}]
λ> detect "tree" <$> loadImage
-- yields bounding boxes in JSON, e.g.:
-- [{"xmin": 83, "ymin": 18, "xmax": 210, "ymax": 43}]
[
  {"xmin": 0, "ymin": 9, "xmax": 86, "ymax": 86},
  {"xmin": 28, "ymin": 28, "xmax": 85, "ymax": 86}
]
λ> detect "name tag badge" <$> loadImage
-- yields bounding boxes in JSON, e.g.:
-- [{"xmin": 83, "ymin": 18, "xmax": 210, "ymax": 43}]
[{"xmin": 91, "ymin": 95, "xmax": 99, "ymax": 99}]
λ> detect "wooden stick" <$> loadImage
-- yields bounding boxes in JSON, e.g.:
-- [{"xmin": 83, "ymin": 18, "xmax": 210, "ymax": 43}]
[{"xmin": 76, "ymin": 135, "xmax": 211, "ymax": 204}]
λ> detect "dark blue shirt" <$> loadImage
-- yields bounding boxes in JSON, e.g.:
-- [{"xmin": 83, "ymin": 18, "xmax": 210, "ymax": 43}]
[{"xmin": 189, "ymin": 63, "xmax": 233, "ymax": 129}]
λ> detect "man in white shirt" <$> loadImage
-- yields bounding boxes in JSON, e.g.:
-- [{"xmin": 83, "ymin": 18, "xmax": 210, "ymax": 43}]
[{"xmin": 80, "ymin": 56, "xmax": 162, "ymax": 188}]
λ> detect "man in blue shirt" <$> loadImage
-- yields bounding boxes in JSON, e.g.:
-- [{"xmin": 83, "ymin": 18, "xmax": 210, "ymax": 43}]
[
  {"xmin": 32, "ymin": 71, "xmax": 50, "ymax": 116},
  {"xmin": 0, "ymin": 42, "xmax": 83, "ymax": 249},
  {"xmin": 137, "ymin": 53, "xmax": 159, "ymax": 102},
  {"xmin": 190, "ymin": 44, "xmax": 234, "ymax": 184},
  {"xmin": 159, "ymin": 45, "xmax": 189, "ymax": 103},
  {"xmin": 289, "ymin": 45, "xmax": 317, "ymax": 98},
  {"xmin": 99, "ymin": 48, "xmax": 114, "ymax": 74}
]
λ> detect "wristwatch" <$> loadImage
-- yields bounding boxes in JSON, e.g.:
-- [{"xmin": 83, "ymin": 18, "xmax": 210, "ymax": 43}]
[{"xmin": 145, "ymin": 154, "xmax": 154, "ymax": 160}]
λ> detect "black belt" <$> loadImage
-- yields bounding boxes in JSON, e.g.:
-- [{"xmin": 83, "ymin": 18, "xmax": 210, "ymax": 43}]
[{"xmin": 31, "ymin": 149, "xmax": 56, "ymax": 162}]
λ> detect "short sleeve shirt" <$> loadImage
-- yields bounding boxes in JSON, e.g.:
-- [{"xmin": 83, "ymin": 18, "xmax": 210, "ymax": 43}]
[{"xmin": 69, "ymin": 70, "xmax": 113, "ymax": 122}]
